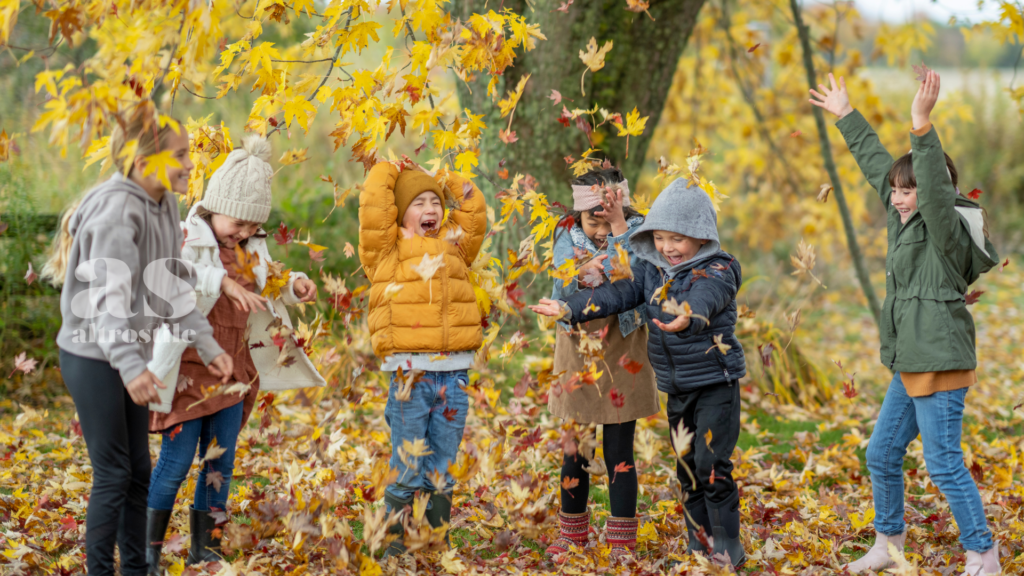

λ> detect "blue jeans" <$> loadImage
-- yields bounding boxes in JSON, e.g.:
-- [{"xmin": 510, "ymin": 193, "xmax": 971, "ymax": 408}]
[
  {"xmin": 147, "ymin": 402, "xmax": 244, "ymax": 512},
  {"xmin": 384, "ymin": 370, "xmax": 469, "ymax": 502},
  {"xmin": 866, "ymin": 372, "xmax": 993, "ymax": 552}
]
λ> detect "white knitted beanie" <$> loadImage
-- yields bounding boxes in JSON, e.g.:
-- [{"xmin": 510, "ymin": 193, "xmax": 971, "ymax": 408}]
[{"xmin": 203, "ymin": 135, "xmax": 273, "ymax": 223}]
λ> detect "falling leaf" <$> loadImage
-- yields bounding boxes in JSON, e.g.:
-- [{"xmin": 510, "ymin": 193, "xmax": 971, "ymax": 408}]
[
  {"xmin": 578, "ymin": 37, "xmax": 613, "ymax": 96},
  {"xmin": 817, "ymin": 183, "xmax": 833, "ymax": 203},
  {"xmin": 704, "ymin": 333, "xmax": 732, "ymax": 356},
  {"xmin": 561, "ymin": 476, "xmax": 580, "ymax": 493},
  {"xmin": 609, "ymin": 387, "xmax": 625, "ymax": 408},
  {"xmin": 8, "ymin": 352, "xmax": 38, "ymax": 378},
  {"xmin": 274, "ymin": 222, "xmax": 295, "ymax": 245},
  {"xmin": 549, "ymin": 89, "xmax": 563, "ymax": 105},
  {"xmin": 611, "ymin": 461, "xmax": 634, "ymax": 484},
  {"xmin": 24, "ymin": 263, "xmax": 36, "ymax": 286},
  {"xmin": 790, "ymin": 238, "xmax": 826, "ymax": 288},
  {"xmin": 758, "ymin": 342, "xmax": 775, "ymax": 373},
  {"xmin": 200, "ymin": 437, "xmax": 227, "ymax": 465},
  {"xmin": 748, "ymin": 43, "xmax": 761, "ymax": 53},
  {"xmin": 442, "ymin": 406, "xmax": 458, "ymax": 422},
  {"xmin": 278, "ymin": 148, "xmax": 309, "ymax": 166},
  {"xmin": 965, "ymin": 289, "xmax": 984, "ymax": 305},
  {"xmin": 790, "ymin": 130, "xmax": 802, "ymax": 137},
  {"xmin": 704, "ymin": 428, "xmax": 714, "ymax": 451},
  {"xmin": 968, "ymin": 188, "xmax": 983, "ymax": 200},
  {"xmin": 912, "ymin": 61, "xmax": 931, "ymax": 82},
  {"xmin": 1000, "ymin": 258, "xmax": 1010, "ymax": 272},
  {"xmin": 206, "ymin": 470, "xmax": 225, "ymax": 492},
  {"xmin": 497, "ymin": 168, "xmax": 509, "ymax": 180},
  {"xmin": 614, "ymin": 107, "xmax": 648, "ymax": 158},
  {"xmin": 624, "ymin": 0, "xmax": 654, "ymax": 20},
  {"xmin": 609, "ymin": 243, "xmax": 633, "ymax": 282},
  {"xmin": 618, "ymin": 354, "xmax": 643, "ymax": 375},
  {"xmin": 411, "ymin": 253, "xmax": 446, "ymax": 303},
  {"xmin": 499, "ymin": 129, "xmax": 518, "ymax": 144},
  {"xmin": 343, "ymin": 242, "xmax": 355, "ymax": 258}
]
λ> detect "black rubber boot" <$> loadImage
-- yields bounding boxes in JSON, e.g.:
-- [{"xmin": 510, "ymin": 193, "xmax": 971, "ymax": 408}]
[
  {"xmin": 146, "ymin": 508, "xmax": 173, "ymax": 576},
  {"xmin": 684, "ymin": 497, "xmax": 712, "ymax": 554},
  {"xmin": 382, "ymin": 492, "xmax": 413, "ymax": 558},
  {"xmin": 186, "ymin": 507, "xmax": 222, "ymax": 565},
  {"xmin": 708, "ymin": 502, "xmax": 746, "ymax": 568},
  {"xmin": 424, "ymin": 492, "xmax": 452, "ymax": 547}
]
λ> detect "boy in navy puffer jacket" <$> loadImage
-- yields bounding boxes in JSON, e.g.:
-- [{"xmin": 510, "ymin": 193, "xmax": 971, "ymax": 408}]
[{"xmin": 531, "ymin": 178, "xmax": 747, "ymax": 567}]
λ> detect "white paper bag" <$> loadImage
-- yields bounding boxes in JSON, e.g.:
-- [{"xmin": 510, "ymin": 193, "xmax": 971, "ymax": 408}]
[{"xmin": 147, "ymin": 324, "xmax": 189, "ymax": 413}]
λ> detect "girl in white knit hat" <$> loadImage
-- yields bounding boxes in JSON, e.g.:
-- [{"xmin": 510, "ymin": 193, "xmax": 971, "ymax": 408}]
[{"xmin": 144, "ymin": 135, "xmax": 325, "ymax": 574}]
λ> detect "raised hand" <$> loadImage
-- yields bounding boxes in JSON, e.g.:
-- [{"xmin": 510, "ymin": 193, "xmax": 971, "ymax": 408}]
[
  {"xmin": 529, "ymin": 298, "xmax": 568, "ymax": 319},
  {"xmin": 808, "ymin": 73, "xmax": 854, "ymax": 119},
  {"xmin": 594, "ymin": 185, "xmax": 629, "ymax": 236},
  {"xmin": 911, "ymin": 70, "xmax": 940, "ymax": 130}
]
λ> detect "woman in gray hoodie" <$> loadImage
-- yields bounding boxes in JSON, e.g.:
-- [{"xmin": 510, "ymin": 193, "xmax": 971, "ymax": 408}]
[{"xmin": 43, "ymin": 107, "xmax": 233, "ymax": 576}]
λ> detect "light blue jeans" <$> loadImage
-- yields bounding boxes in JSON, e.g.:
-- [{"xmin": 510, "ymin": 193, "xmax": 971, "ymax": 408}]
[
  {"xmin": 866, "ymin": 372, "xmax": 993, "ymax": 552},
  {"xmin": 148, "ymin": 401, "xmax": 243, "ymax": 512},
  {"xmin": 384, "ymin": 370, "xmax": 469, "ymax": 502}
]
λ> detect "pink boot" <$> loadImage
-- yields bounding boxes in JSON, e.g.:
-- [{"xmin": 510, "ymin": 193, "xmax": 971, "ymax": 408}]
[
  {"xmin": 843, "ymin": 530, "xmax": 907, "ymax": 573},
  {"xmin": 545, "ymin": 509, "xmax": 590, "ymax": 557},
  {"xmin": 961, "ymin": 547, "xmax": 1001, "ymax": 575}
]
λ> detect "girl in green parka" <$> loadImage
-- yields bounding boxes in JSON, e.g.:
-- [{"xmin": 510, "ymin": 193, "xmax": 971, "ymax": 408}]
[{"xmin": 811, "ymin": 71, "xmax": 1001, "ymax": 575}]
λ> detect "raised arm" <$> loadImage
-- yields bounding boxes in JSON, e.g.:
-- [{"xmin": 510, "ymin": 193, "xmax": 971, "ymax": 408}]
[
  {"xmin": 810, "ymin": 73, "xmax": 894, "ymax": 206},
  {"xmin": 680, "ymin": 259, "xmax": 740, "ymax": 335},
  {"xmin": 440, "ymin": 169, "xmax": 488, "ymax": 265},
  {"xmin": 358, "ymin": 162, "xmax": 400, "ymax": 275},
  {"xmin": 909, "ymin": 71, "xmax": 960, "ymax": 253},
  {"xmin": 565, "ymin": 259, "xmax": 648, "ymax": 323}
]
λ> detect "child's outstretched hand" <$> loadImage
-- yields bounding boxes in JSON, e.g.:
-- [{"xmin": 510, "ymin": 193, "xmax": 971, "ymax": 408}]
[
  {"xmin": 594, "ymin": 186, "xmax": 629, "ymax": 237},
  {"xmin": 529, "ymin": 298, "xmax": 568, "ymax": 319},
  {"xmin": 652, "ymin": 314, "xmax": 691, "ymax": 333},
  {"xmin": 222, "ymin": 276, "xmax": 268, "ymax": 313},
  {"xmin": 293, "ymin": 278, "xmax": 318, "ymax": 303},
  {"xmin": 911, "ymin": 69, "xmax": 940, "ymax": 130},
  {"xmin": 809, "ymin": 73, "xmax": 854, "ymax": 119}
]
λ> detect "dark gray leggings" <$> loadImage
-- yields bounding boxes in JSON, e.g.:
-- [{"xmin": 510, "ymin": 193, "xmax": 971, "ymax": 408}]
[{"xmin": 60, "ymin": 349, "xmax": 150, "ymax": 576}]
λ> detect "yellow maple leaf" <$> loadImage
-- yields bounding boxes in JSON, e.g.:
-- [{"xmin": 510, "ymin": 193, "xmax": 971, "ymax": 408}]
[
  {"xmin": 497, "ymin": 74, "xmax": 530, "ymax": 128},
  {"xmin": 283, "ymin": 97, "xmax": 317, "ymax": 132},
  {"xmin": 454, "ymin": 149, "xmax": 478, "ymax": 177},
  {"xmin": 278, "ymin": 148, "xmax": 308, "ymax": 166},
  {"xmin": 578, "ymin": 37, "xmax": 613, "ymax": 95},
  {"xmin": 615, "ymin": 107, "xmax": 648, "ymax": 158},
  {"xmin": 248, "ymin": 42, "xmax": 281, "ymax": 77},
  {"xmin": 140, "ymin": 150, "xmax": 182, "ymax": 190}
]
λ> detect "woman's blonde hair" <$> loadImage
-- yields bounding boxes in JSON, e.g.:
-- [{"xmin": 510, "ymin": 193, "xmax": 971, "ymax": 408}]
[{"xmin": 41, "ymin": 106, "xmax": 185, "ymax": 286}]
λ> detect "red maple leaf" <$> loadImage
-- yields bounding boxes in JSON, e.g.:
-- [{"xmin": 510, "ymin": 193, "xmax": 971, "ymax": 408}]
[
  {"xmin": 609, "ymin": 387, "xmax": 625, "ymax": 408},
  {"xmin": 59, "ymin": 515, "xmax": 78, "ymax": 532},
  {"xmin": 611, "ymin": 461, "xmax": 634, "ymax": 483},
  {"xmin": 842, "ymin": 378, "xmax": 858, "ymax": 399},
  {"xmin": 617, "ymin": 354, "xmax": 643, "ymax": 375},
  {"xmin": 561, "ymin": 476, "xmax": 580, "ymax": 493},
  {"xmin": 556, "ymin": 215, "xmax": 575, "ymax": 230},
  {"xmin": 274, "ymin": 222, "xmax": 295, "ymax": 245},
  {"xmin": 965, "ymin": 289, "xmax": 985, "ymax": 305},
  {"xmin": 443, "ymin": 406, "xmax": 458, "ymax": 422},
  {"xmin": 168, "ymin": 423, "xmax": 184, "ymax": 441},
  {"xmin": 968, "ymin": 188, "xmax": 983, "ymax": 200}
]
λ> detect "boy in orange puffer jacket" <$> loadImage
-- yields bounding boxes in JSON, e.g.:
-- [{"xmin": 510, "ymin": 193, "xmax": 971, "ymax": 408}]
[{"xmin": 358, "ymin": 160, "xmax": 487, "ymax": 556}]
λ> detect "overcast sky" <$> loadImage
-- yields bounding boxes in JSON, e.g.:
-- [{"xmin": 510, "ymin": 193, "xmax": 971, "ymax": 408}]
[{"xmin": 852, "ymin": 0, "xmax": 1004, "ymax": 23}]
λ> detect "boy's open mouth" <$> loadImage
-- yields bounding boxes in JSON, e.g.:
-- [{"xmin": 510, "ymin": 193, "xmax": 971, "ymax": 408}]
[
  {"xmin": 421, "ymin": 218, "xmax": 438, "ymax": 232},
  {"xmin": 665, "ymin": 254, "xmax": 683, "ymax": 265}
]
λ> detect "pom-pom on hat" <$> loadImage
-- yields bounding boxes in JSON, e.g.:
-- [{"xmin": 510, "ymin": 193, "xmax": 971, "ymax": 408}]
[
  {"xmin": 394, "ymin": 168, "xmax": 444, "ymax": 225},
  {"xmin": 203, "ymin": 135, "xmax": 274, "ymax": 223}
]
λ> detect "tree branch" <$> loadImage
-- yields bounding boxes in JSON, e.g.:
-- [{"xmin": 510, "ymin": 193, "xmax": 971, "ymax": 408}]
[
  {"xmin": 719, "ymin": 0, "xmax": 803, "ymax": 195},
  {"xmin": 790, "ymin": 0, "xmax": 881, "ymax": 325}
]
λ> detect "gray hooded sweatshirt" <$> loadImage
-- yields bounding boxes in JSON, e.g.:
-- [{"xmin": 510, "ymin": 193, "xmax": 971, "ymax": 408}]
[
  {"xmin": 56, "ymin": 174, "xmax": 224, "ymax": 385},
  {"xmin": 628, "ymin": 178, "xmax": 721, "ymax": 275}
]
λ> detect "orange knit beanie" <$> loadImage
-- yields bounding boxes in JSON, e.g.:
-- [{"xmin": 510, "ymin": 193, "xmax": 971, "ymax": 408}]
[{"xmin": 394, "ymin": 169, "xmax": 444, "ymax": 224}]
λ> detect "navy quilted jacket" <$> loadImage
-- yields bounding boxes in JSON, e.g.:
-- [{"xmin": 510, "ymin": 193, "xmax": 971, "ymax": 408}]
[{"xmin": 563, "ymin": 251, "xmax": 746, "ymax": 394}]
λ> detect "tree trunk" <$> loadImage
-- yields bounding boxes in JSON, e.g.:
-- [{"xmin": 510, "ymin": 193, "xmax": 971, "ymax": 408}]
[
  {"xmin": 453, "ymin": 0, "xmax": 707, "ymax": 206},
  {"xmin": 789, "ymin": 0, "xmax": 882, "ymax": 325}
]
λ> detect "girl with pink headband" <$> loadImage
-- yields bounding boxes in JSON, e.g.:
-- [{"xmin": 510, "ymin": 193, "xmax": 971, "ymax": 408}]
[{"xmin": 543, "ymin": 165, "xmax": 658, "ymax": 560}]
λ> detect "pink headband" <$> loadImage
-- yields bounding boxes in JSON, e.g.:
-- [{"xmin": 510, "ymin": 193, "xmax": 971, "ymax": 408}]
[{"xmin": 571, "ymin": 180, "xmax": 631, "ymax": 211}]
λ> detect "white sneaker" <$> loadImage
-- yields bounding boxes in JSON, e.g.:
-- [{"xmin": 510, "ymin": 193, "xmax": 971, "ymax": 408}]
[
  {"xmin": 843, "ymin": 530, "xmax": 907, "ymax": 573},
  {"xmin": 961, "ymin": 547, "xmax": 1001, "ymax": 576}
]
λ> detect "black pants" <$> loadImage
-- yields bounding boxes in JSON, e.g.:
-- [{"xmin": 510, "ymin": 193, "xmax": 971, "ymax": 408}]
[
  {"xmin": 667, "ymin": 381, "xmax": 741, "ymax": 517},
  {"xmin": 60, "ymin": 349, "xmax": 150, "ymax": 576},
  {"xmin": 560, "ymin": 421, "xmax": 637, "ymax": 518}
]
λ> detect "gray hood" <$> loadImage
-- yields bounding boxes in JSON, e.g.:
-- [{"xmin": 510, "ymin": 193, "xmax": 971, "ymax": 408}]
[
  {"xmin": 56, "ymin": 174, "xmax": 223, "ymax": 384},
  {"xmin": 629, "ymin": 179, "xmax": 721, "ymax": 276}
]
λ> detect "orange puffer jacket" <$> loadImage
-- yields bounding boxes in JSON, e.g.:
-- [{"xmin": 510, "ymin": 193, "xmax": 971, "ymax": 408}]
[{"xmin": 358, "ymin": 162, "xmax": 487, "ymax": 359}]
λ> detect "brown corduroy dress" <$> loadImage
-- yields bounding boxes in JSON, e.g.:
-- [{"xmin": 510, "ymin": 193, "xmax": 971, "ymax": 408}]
[
  {"xmin": 149, "ymin": 245, "xmax": 261, "ymax": 433},
  {"xmin": 549, "ymin": 314, "xmax": 659, "ymax": 425}
]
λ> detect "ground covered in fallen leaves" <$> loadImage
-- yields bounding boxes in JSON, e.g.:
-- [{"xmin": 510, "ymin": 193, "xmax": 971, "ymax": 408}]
[{"xmin": 2, "ymin": 267, "xmax": 1023, "ymax": 576}]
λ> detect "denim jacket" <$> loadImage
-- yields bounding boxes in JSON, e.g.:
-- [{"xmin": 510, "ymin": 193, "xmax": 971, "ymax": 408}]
[{"xmin": 551, "ymin": 216, "xmax": 648, "ymax": 337}]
